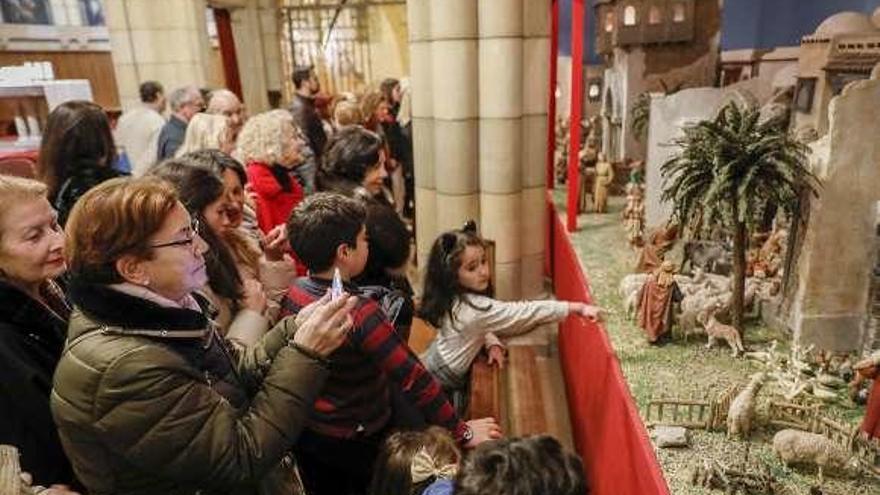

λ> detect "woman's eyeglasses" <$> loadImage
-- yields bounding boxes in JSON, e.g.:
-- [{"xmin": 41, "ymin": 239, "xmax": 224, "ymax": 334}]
[{"xmin": 150, "ymin": 218, "xmax": 201, "ymax": 252}]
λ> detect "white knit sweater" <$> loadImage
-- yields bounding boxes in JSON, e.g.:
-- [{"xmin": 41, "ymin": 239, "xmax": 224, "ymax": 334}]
[{"xmin": 432, "ymin": 294, "xmax": 570, "ymax": 379}]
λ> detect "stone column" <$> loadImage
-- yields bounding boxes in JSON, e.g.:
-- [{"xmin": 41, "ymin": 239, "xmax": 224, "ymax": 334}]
[
  {"xmin": 431, "ymin": 0, "xmax": 480, "ymax": 234},
  {"xmin": 521, "ymin": 0, "xmax": 551, "ymax": 298},
  {"xmin": 105, "ymin": 0, "xmax": 213, "ymax": 110},
  {"xmin": 407, "ymin": 0, "xmax": 436, "ymax": 264},
  {"xmin": 257, "ymin": 0, "xmax": 284, "ymax": 103},
  {"xmin": 478, "ymin": 0, "xmax": 523, "ymax": 300},
  {"xmin": 410, "ymin": 0, "xmax": 550, "ymax": 299}
]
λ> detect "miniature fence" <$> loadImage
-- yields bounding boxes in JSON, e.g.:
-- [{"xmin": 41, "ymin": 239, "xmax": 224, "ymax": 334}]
[
  {"xmin": 766, "ymin": 400, "xmax": 822, "ymax": 432},
  {"xmin": 645, "ymin": 384, "xmax": 740, "ymax": 431}
]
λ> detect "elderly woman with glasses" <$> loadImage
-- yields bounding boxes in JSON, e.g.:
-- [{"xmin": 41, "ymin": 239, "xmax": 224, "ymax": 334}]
[{"xmin": 51, "ymin": 177, "xmax": 357, "ymax": 495}]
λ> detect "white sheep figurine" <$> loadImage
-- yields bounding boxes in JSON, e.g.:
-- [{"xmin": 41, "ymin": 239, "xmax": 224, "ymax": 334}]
[
  {"xmin": 771, "ymin": 429, "xmax": 859, "ymax": 483},
  {"xmin": 727, "ymin": 373, "xmax": 765, "ymax": 439}
]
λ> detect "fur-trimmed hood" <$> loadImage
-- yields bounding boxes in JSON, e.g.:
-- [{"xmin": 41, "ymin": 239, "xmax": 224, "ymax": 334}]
[{"xmin": 67, "ymin": 278, "xmax": 210, "ymax": 338}]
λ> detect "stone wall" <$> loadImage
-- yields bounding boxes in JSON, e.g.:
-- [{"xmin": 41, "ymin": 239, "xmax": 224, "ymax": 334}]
[
  {"xmin": 105, "ymin": 0, "xmax": 214, "ymax": 111},
  {"xmin": 643, "ymin": 86, "xmax": 755, "ymax": 228},
  {"xmin": 790, "ymin": 78, "xmax": 880, "ymax": 352}
]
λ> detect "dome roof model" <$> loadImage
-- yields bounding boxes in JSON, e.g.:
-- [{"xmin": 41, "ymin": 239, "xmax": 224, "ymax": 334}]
[{"xmin": 814, "ymin": 11, "xmax": 878, "ymax": 37}]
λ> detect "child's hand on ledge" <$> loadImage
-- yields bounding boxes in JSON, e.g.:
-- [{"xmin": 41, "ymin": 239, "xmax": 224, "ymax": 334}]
[
  {"xmin": 487, "ymin": 345, "xmax": 505, "ymax": 369},
  {"xmin": 569, "ymin": 302, "xmax": 604, "ymax": 322}
]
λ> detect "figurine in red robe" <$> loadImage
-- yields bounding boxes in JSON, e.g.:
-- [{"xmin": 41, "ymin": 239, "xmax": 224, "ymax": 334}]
[
  {"xmin": 637, "ymin": 261, "xmax": 682, "ymax": 344},
  {"xmin": 855, "ymin": 352, "xmax": 880, "ymax": 439}
]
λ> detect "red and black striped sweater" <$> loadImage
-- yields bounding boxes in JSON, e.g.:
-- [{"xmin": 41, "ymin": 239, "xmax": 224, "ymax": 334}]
[{"xmin": 282, "ymin": 276, "xmax": 469, "ymax": 443}]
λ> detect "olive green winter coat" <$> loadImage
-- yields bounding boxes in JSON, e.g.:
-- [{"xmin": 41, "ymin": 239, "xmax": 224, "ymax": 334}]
[{"xmin": 50, "ymin": 280, "xmax": 328, "ymax": 495}]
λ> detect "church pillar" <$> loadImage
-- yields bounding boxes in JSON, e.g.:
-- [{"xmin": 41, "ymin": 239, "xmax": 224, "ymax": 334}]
[
  {"xmin": 406, "ymin": 0, "xmax": 436, "ymax": 264},
  {"xmin": 521, "ymin": 0, "xmax": 551, "ymax": 298},
  {"xmin": 431, "ymin": 0, "xmax": 480, "ymax": 235},
  {"xmin": 410, "ymin": 0, "xmax": 550, "ymax": 299},
  {"xmin": 478, "ymin": 0, "xmax": 523, "ymax": 300}
]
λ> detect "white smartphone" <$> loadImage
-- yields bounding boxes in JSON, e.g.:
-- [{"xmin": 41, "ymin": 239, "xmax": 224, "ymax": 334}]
[{"xmin": 331, "ymin": 267, "xmax": 343, "ymax": 301}]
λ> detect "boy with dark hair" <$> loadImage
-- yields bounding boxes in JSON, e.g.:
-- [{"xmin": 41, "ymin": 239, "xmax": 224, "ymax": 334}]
[
  {"xmin": 284, "ymin": 193, "xmax": 500, "ymax": 495},
  {"xmin": 455, "ymin": 435, "xmax": 589, "ymax": 495}
]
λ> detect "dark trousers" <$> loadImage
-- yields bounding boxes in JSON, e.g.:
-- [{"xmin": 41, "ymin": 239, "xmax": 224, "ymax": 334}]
[{"xmin": 294, "ymin": 427, "xmax": 386, "ymax": 495}]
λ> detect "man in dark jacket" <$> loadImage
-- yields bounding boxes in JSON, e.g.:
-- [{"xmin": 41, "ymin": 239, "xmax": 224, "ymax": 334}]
[
  {"xmin": 289, "ymin": 65, "xmax": 327, "ymax": 160},
  {"xmin": 157, "ymin": 85, "xmax": 204, "ymax": 161}
]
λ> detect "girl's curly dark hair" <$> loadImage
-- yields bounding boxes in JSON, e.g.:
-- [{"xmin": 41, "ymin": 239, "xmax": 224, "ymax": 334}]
[{"xmin": 418, "ymin": 222, "xmax": 491, "ymax": 328}]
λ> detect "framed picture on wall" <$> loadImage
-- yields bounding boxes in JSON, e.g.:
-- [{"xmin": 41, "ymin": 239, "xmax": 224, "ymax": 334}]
[
  {"xmin": 0, "ymin": 0, "xmax": 52, "ymax": 24},
  {"xmin": 793, "ymin": 77, "xmax": 816, "ymax": 113}
]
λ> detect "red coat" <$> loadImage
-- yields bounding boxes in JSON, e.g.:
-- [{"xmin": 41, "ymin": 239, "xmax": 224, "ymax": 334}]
[{"xmin": 246, "ymin": 161, "xmax": 303, "ymax": 235}]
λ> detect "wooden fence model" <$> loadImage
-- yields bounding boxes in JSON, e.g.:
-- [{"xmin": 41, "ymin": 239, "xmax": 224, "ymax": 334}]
[{"xmin": 645, "ymin": 384, "xmax": 740, "ymax": 431}]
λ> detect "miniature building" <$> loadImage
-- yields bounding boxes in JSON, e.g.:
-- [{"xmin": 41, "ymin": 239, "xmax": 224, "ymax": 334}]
[
  {"xmin": 595, "ymin": 0, "xmax": 696, "ymax": 52},
  {"xmin": 793, "ymin": 10, "xmax": 880, "ymax": 137},
  {"xmin": 593, "ymin": 0, "xmax": 718, "ymax": 164}
]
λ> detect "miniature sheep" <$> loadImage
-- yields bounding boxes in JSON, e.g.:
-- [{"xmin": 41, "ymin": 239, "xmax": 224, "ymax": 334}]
[
  {"xmin": 727, "ymin": 373, "xmax": 765, "ymax": 439},
  {"xmin": 618, "ymin": 273, "xmax": 648, "ymax": 299},
  {"xmin": 624, "ymin": 286, "xmax": 640, "ymax": 320},
  {"xmin": 771, "ymin": 429, "xmax": 858, "ymax": 483}
]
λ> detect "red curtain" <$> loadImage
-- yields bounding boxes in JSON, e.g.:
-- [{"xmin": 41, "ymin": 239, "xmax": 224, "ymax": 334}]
[
  {"xmin": 549, "ymin": 196, "xmax": 670, "ymax": 495},
  {"xmin": 213, "ymin": 8, "xmax": 243, "ymax": 101}
]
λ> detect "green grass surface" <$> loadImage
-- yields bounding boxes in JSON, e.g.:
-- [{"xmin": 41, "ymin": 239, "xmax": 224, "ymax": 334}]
[{"xmin": 553, "ymin": 189, "xmax": 879, "ymax": 495}]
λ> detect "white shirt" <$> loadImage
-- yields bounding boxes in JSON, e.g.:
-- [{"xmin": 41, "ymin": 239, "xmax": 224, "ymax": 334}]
[
  {"xmin": 115, "ymin": 105, "xmax": 165, "ymax": 177},
  {"xmin": 433, "ymin": 294, "xmax": 569, "ymax": 378}
]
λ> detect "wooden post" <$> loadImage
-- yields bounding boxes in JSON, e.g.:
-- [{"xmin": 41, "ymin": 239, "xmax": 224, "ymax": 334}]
[{"xmin": 566, "ymin": 0, "xmax": 585, "ymax": 232}]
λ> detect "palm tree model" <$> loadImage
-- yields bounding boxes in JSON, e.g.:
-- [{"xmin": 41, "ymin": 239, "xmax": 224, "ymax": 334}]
[{"xmin": 661, "ymin": 101, "xmax": 820, "ymax": 333}]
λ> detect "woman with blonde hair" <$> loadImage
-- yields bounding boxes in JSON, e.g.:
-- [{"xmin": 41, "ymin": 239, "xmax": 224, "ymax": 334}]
[
  {"xmin": 334, "ymin": 99, "xmax": 364, "ymax": 128},
  {"xmin": 174, "ymin": 112, "xmax": 234, "ymax": 157},
  {"xmin": 0, "ymin": 175, "xmax": 76, "ymax": 488},
  {"xmin": 51, "ymin": 176, "xmax": 357, "ymax": 494},
  {"xmin": 236, "ymin": 111, "xmax": 305, "ymax": 235}
]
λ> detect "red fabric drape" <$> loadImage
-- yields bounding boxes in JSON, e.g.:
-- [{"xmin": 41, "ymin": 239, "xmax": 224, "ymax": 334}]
[
  {"xmin": 549, "ymin": 192, "xmax": 670, "ymax": 495},
  {"xmin": 213, "ymin": 8, "xmax": 243, "ymax": 101}
]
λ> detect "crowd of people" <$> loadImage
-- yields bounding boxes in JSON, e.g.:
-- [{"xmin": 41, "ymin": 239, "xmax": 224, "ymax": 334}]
[{"xmin": 0, "ymin": 65, "xmax": 596, "ymax": 495}]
